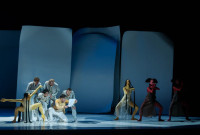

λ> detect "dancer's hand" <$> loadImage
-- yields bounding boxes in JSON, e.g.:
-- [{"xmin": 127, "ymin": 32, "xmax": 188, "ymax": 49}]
[
  {"xmin": 64, "ymin": 105, "xmax": 68, "ymax": 108},
  {"xmin": 74, "ymin": 99, "xmax": 78, "ymax": 104}
]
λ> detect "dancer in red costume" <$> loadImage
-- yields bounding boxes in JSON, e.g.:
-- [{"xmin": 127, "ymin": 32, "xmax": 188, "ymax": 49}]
[
  {"xmin": 167, "ymin": 78, "xmax": 190, "ymax": 121},
  {"xmin": 138, "ymin": 78, "xmax": 164, "ymax": 121}
]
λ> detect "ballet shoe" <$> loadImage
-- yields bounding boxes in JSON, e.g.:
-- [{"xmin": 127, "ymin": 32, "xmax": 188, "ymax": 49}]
[
  {"xmin": 114, "ymin": 117, "xmax": 119, "ymax": 120},
  {"xmin": 131, "ymin": 117, "xmax": 138, "ymax": 120}
]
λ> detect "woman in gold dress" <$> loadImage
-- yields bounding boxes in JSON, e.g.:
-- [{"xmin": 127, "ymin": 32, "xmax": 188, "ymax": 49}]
[{"xmin": 114, "ymin": 80, "xmax": 139, "ymax": 120}]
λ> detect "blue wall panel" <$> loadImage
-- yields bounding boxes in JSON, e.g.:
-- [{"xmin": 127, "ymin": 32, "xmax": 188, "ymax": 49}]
[
  {"xmin": 121, "ymin": 31, "xmax": 174, "ymax": 115},
  {"xmin": 71, "ymin": 27, "xmax": 119, "ymax": 113},
  {"xmin": 16, "ymin": 26, "xmax": 72, "ymax": 100}
]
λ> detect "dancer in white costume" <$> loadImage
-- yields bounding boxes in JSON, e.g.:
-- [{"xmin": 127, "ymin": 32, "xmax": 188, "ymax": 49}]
[
  {"xmin": 49, "ymin": 94, "xmax": 68, "ymax": 122},
  {"xmin": 62, "ymin": 88, "xmax": 78, "ymax": 122},
  {"xmin": 36, "ymin": 89, "xmax": 50, "ymax": 121},
  {"xmin": 44, "ymin": 79, "xmax": 60, "ymax": 107}
]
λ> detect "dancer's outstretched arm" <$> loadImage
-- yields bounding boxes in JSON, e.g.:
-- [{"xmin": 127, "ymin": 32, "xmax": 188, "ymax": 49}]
[
  {"xmin": 0, "ymin": 98, "xmax": 23, "ymax": 103},
  {"xmin": 30, "ymin": 85, "xmax": 43, "ymax": 98}
]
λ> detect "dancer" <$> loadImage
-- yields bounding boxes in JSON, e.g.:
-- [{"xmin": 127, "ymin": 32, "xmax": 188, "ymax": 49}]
[
  {"xmin": 114, "ymin": 80, "xmax": 139, "ymax": 120},
  {"xmin": 0, "ymin": 85, "xmax": 45, "ymax": 123},
  {"xmin": 138, "ymin": 78, "xmax": 164, "ymax": 121},
  {"xmin": 36, "ymin": 89, "xmax": 50, "ymax": 120},
  {"xmin": 48, "ymin": 94, "xmax": 69, "ymax": 122},
  {"xmin": 26, "ymin": 77, "xmax": 42, "ymax": 120},
  {"xmin": 62, "ymin": 88, "xmax": 78, "ymax": 122},
  {"xmin": 44, "ymin": 79, "xmax": 60, "ymax": 107},
  {"xmin": 168, "ymin": 78, "xmax": 190, "ymax": 121}
]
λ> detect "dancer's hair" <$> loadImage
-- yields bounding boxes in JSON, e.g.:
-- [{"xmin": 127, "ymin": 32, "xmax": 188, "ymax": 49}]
[
  {"xmin": 42, "ymin": 89, "xmax": 49, "ymax": 94},
  {"xmin": 23, "ymin": 93, "xmax": 31, "ymax": 123},
  {"xmin": 60, "ymin": 94, "xmax": 66, "ymax": 99},
  {"xmin": 171, "ymin": 77, "xmax": 183, "ymax": 87},
  {"xmin": 145, "ymin": 78, "xmax": 158, "ymax": 83},
  {"xmin": 49, "ymin": 79, "xmax": 55, "ymax": 83},
  {"xmin": 34, "ymin": 77, "xmax": 40, "ymax": 82},
  {"xmin": 124, "ymin": 80, "xmax": 134, "ymax": 88},
  {"xmin": 67, "ymin": 88, "xmax": 72, "ymax": 91}
]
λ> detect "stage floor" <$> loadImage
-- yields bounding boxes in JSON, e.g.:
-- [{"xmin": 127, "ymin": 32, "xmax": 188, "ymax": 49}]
[{"xmin": 0, "ymin": 113, "xmax": 200, "ymax": 130}]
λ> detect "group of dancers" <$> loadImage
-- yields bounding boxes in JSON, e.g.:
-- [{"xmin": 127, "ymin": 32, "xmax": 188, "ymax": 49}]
[
  {"xmin": 0, "ymin": 78, "xmax": 77, "ymax": 123},
  {"xmin": 115, "ymin": 78, "xmax": 190, "ymax": 121},
  {"xmin": 0, "ymin": 77, "xmax": 190, "ymax": 123}
]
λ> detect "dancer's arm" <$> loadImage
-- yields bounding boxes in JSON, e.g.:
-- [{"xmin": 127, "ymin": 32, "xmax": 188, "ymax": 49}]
[
  {"xmin": 173, "ymin": 86, "xmax": 181, "ymax": 91},
  {"xmin": 147, "ymin": 87, "xmax": 154, "ymax": 93},
  {"xmin": 52, "ymin": 85, "xmax": 60, "ymax": 98},
  {"xmin": 130, "ymin": 88, "xmax": 135, "ymax": 91},
  {"xmin": 155, "ymin": 87, "xmax": 160, "ymax": 90},
  {"xmin": 30, "ymin": 85, "xmax": 43, "ymax": 98},
  {"xmin": 0, "ymin": 98, "xmax": 23, "ymax": 103}
]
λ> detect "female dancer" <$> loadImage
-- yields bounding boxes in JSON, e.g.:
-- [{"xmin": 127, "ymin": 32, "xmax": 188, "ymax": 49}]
[
  {"xmin": 138, "ymin": 78, "xmax": 164, "ymax": 121},
  {"xmin": 0, "ymin": 85, "xmax": 45, "ymax": 123},
  {"xmin": 168, "ymin": 78, "xmax": 190, "ymax": 121},
  {"xmin": 114, "ymin": 80, "xmax": 139, "ymax": 120}
]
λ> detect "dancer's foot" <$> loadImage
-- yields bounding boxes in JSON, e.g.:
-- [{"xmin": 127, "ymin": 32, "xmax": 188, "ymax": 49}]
[
  {"xmin": 131, "ymin": 117, "xmax": 138, "ymax": 120},
  {"xmin": 158, "ymin": 118, "xmax": 164, "ymax": 121},
  {"xmin": 167, "ymin": 118, "xmax": 171, "ymax": 121},
  {"xmin": 42, "ymin": 115, "xmax": 45, "ymax": 122},
  {"xmin": 12, "ymin": 120, "xmax": 16, "ymax": 123},
  {"xmin": 114, "ymin": 117, "xmax": 119, "ymax": 120},
  {"xmin": 186, "ymin": 117, "xmax": 191, "ymax": 121},
  {"xmin": 137, "ymin": 119, "xmax": 142, "ymax": 121}
]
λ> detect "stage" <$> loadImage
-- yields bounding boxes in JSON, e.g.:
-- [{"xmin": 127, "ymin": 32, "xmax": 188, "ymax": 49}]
[{"xmin": 0, "ymin": 109, "xmax": 200, "ymax": 135}]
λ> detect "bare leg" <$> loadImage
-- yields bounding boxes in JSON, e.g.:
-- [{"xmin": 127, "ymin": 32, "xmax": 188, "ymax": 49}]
[
  {"xmin": 138, "ymin": 101, "xmax": 147, "ymax": 121},
  {"xmin": 129, "ymin": 101, "xmax": 139, "ymax": 120},
  {"xmin": 154, "ymin": 101, "xmax": 164, "ymax": 121},
  {"xmin": 13, "ymin": 106, "xmax": 24, "ymax": 123},
  {"xmin": 168, "ymin": 101, "xmax": 175, "ymax": 121},
  {"xmin": 30, "ymin": 103, "xmax": 45, "ymax": 121}
]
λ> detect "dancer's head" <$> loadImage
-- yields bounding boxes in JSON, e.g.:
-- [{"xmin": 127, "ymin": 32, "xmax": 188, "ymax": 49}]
[
  {"xmin": 34, "ymin": 77, "xmax": 40, "ymax": 85},
  {"xmin": 59, "ymin": 94, "xmax": 66, "ymax": 103},
  {"xmin": 49, "ymin": 79, "xmax": 55, "ymax": 86},
  {"xmin": 145, "ymin": 78, "xmax": 158, "ymax": 85},
  {"xmin": 42, "ymin": 89, "xmax": 49, "ymax": 97},
  {"xmin": 171, "ymin": 78, "xmax": 183, "ymax": 86},
  {"xmin": 66, "ymin": 88, "xmax": 72, "ymax": 96},
  {"xmin": 124, "ymin": 80, "xmax": 133, "ymax": 88}
]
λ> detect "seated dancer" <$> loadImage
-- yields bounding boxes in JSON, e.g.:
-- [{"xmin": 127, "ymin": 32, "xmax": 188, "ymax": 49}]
[
  {"xmin": 36, "ymin": 89, "xmax": 50, "ymax": 120},
  {"xmin": 114, "ymin": 80, "xmax": 139, "ymax": 120},
  {"xmin": 168, "ymin": 78, "xmax": 190, "ymax": 121},
  {"xmin": 138, "ymin": 78, "xmax": 164, "ymax": 121},
  {"xmin": 44, "ymin": 79, "xmax": 60, "ymax": 107},
  {"xmin": 48, "ymin": 94, "xmax": 69, "ymax": 122},
  {"xmin": 62, "ymin": 88, "xmax": 78, "ymax": 122},
  {"xmin": 0, "ymin": 85, "xmax": 45, "ymax": 123}
]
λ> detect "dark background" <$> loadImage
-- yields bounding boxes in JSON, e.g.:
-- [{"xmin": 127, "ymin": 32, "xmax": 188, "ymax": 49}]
[{"xmin": 0, "ymin": 7, "xmax": 199, "ymax": 115}]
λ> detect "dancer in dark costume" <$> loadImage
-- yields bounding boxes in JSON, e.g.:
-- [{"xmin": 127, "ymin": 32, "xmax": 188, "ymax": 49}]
[
  {"xmin": 168, "ymin": 78, "xmax": 190, "ymax": 121},
  {"xmin": 138, "ymin": 78, "xmax": 164, "ymax": 121}
]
